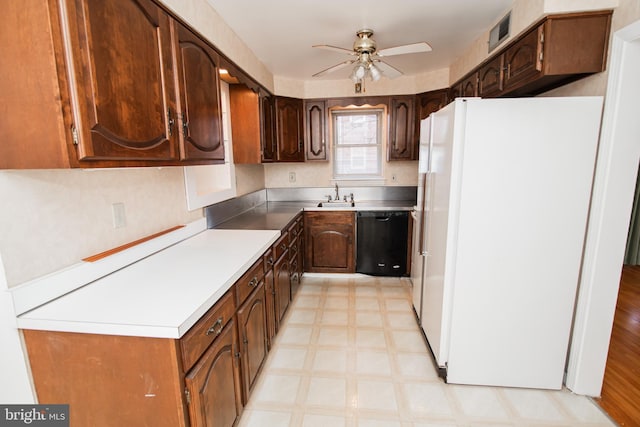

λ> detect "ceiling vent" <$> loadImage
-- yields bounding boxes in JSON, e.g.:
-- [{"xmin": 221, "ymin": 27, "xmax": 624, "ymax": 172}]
[{"xmin": 489, "ymin": 12, "xmax": 511, "ymax": 52}]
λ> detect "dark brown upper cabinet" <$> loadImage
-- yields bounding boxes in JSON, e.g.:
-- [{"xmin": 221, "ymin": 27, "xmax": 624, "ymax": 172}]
[
  {"xmin": 304, "ymin": 100, "xmax": 328, "ymax": 161},
  {"xmin": 452, "ymin": 10, "xmax": 612, "ymax": 99},
  {"xmin": 2, "ymin": 0, "xmax": 233, "ymax": 169},
  {"xmin": 229, "ymin": 84, "xmax": 262, "ymax": 164},
  {"xmin": 65, "ymin": 0, "xmax": 179, "ymax": 162},
  {"xmin": 260, "ymin": 92, "xmax": 277, "ymax": 162},
  {"xmin": 275, "ymin": 96, "xmax": 305, "ymax": 162},
  {"xmin": 172, "ymin": 21, "xmax": 224, "ymax": 162},
  {"xmin": 414, "ymin": 89, "xmax": 449, "ymax": 157},
  {"xmin": 502, "ymin": 26, "xmax": 543, "ymax": 93},
  {"xmin": 229, "ymin": 86, "xmax": 278, "ymax": 164},
  {"xmin": 478, "ymin": 55, "xmax": 505, "ymax": 97},
  {"xmin": 388, "ymin": 96, "xmax": 416, "ymax": 161}
]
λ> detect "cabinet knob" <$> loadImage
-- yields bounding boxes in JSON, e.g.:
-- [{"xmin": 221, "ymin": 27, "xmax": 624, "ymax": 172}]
[
  {"xmin": 205, "ymin": 317, "xmax": 224, "ymax": 336},
  {"xmin": 248, "ymin": 277, "xmax": 258, "ymax": 287}
]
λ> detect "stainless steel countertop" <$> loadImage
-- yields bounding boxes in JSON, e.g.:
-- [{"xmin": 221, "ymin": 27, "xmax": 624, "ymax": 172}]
[{"xmin": 213, "ymin": 201, "xmax": 415, "ymax": 231}]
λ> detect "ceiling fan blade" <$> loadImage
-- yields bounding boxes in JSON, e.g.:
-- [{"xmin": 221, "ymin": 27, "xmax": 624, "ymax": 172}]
[
  {"xmin": 374, "ymin": 60, "xmax": 403, "ymax": 79},
  {"xmin": 377, "ymin": 42, "xmax": 432, "ymax": 57},
  {"xmin": 312, "ymin": 45, "xmax": 357, "ymax": 55},
  {"xmin": 312, "ymin": 60, "xmax": 355, "ymax": 77}
]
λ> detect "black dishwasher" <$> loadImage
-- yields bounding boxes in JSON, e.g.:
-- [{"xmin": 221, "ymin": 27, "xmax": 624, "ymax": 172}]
[{"xmin": 356, "ymin": 211, "xmax": 409, "ymax": 276}]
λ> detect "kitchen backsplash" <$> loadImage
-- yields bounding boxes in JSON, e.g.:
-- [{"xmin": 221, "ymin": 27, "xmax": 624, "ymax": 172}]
[
  {"xmin": 0, "ymin": 168, "xmax": 202, "ymax": 288},
  {"xmin": 264, "ymin": 161, "xmax": 419, "ymax": 188}
]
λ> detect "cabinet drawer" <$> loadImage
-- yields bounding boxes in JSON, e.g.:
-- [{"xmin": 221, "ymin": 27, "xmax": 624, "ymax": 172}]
[
  {"xmin": 235, "ymin": 258, "xmax": 265, "ymax": 307},
  {"xmin": 288, "ymin": 220, "xmax": 303, "ymax": 241},
  {"xmin": 180, "ymin": 290, "xmax": 236, "ymax": 371},
  {"xmin": 263, "ymin": 248, "xmax": 274, "ymax": 272},
  {"xmin": 289, "ymin": 235, "xmax": 299, "ymax": 261},
  {"xmin": 273, "ymin": 232, "xmax": 289, "ymax": 261}
]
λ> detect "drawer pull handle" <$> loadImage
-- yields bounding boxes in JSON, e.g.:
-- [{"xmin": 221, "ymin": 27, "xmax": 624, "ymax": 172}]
[
  {"xmin": 267, "ymin": 257, "xmax": 274, "ymax": 267},
  {"xmin": 248, "ymin": 277, "xmax": 258, "ymax": 287},
  {"xmin": 280, "ymin": 243, "xmax": 287, "ymax": 251},
  {"xmin": 206, "ymin": 317, "xmax": 224, "ymax": 336}
]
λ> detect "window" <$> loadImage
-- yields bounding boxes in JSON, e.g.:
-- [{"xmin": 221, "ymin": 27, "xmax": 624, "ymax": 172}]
[{"xmin": 332, "ymin": 109, "xmax": 383, "ymax": 179}]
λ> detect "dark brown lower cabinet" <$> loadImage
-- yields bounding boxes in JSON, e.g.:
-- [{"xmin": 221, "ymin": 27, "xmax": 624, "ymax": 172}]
[
  {"xmin": 236, "ymin": 282, "xmax": 269, "ymax": 402},
  {"xmin": 23, "ymin": 330, "xmax": 191, "ymax": 427},
  {"xmin": 185, "ymin": 320, "xmax": 243, "ymax": 427},
  {"xmin": 304, "ymin": 211, "xmax": 355, "ymax": 273},
  {"xmin": 263, "ymin": 250, "xmax": 277, "ymax": 347},
  {"xmin": 274, "ymin": 250, "xmax": 291, "ymax": 327},
  {"xmin": 22, "ymin": 214, "xmax": 308, "ymax": 427}
]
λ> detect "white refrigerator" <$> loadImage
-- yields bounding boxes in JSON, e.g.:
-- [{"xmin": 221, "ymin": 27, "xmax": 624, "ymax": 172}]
[{"xmin": 411, "ymin": 97, "xmax": 603, "ymax": 389}]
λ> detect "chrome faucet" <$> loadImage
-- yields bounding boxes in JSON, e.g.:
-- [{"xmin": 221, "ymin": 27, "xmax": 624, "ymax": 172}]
[{"xmin": 334, "ymin": 183, "xmax": 340, "ymax": 201}]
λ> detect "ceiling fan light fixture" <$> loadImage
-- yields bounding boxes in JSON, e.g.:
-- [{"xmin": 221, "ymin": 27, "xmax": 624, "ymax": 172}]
[
  {"xmin": 313, "ymin": 27, "xmax": 431, "ymax": 85},
  {"xmin": 369, "ymin": 63, "xmax": 382, "ymax": 81},
  {"xmin": 349, "ymin": 68, "xmax": 359, "ymax": 83}
]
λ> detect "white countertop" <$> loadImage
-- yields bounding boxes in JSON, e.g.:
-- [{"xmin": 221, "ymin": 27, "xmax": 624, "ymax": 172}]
[{"xmin": 16, "ymin": 229, "xmax": 280, "ymax": 339}]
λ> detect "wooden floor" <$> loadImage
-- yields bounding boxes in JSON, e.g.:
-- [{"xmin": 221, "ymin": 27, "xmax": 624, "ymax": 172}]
[{"xmin": 596, "ymin": 265, "xmax": 640, "ymax": 426}]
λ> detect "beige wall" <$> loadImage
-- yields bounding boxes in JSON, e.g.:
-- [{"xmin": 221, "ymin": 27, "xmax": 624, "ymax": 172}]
[
  {"xmin": 235, "ymin": 164, "xmax": 266, "ymax": 195},
  {"xmin": 0, "ymin": 168, "xmax": 201, "ymax": 287},
  {"xmin": 276, "ymin": 68, "xmax": 450, "ymax": 99},
  {"xmin": 264, "ymin": 161, "xmax": 418, "ymax": 188}
]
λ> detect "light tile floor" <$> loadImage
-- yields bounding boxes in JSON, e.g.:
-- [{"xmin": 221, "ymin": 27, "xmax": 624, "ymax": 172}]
[{"xmin": 239, "ymin": 275, "xmax": 616, "ymax": 427}]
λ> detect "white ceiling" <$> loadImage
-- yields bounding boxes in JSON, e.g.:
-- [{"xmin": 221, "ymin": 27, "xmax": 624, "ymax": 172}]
[{"xmin": 206, "ymin": 0, "xmax": 514, "ymax": 81}]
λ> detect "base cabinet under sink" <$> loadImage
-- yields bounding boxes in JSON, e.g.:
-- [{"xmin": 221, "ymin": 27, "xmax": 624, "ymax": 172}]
[{"xmin": 304, "ymin": 211, "xmax": 355, "ymax": 273}]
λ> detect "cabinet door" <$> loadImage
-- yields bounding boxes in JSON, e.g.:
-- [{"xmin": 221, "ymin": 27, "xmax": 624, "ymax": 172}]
[
  {"xmin": 304, "ymin": 100, "xmax": 328, "ymax": 161},
  {"xmin": 388, "ymin": 96, "xmax": 416, "ymax": 160},
  {"xmin": 172, "ymin": 22, "xmax": 224, "ymax": 162},
  {"xmin": 414, "ymin": 89, "xmax": 448, "ymax": 157},
  {"xmin": 294, "ymin": 234, "xmax": 304, "ymax": 297},
  {"xmin": 449, "ymin": 84, "xmax": 462, "ymax": 100},
  {"xmin": 275, "ymin": 96, "xmax": 305, "ymax": 162},
  {"xmin": 273, "ymin": 253, "xmax": 291, "ymax": 326},
  {"xmin": 260, "ymin": 92, "xmax": 277, "ymax": 162},
  {"xmin": 289, "ymin": 236, "xmax": 300, "ymax": 298},
  {"xmin": 263, "ymin": 262, "xmax": 277, "ymax": 345},
  {"xmin": 304, "ymin": 212, "xmax": 355, "ymax": 273},
  {"xmin": 237, "ymin": 282, "xmax": 268, "ymax": 403},
  {"xmin": 229, "ymin": 85, "xmax": 261, "ymax": 164},
  {"xmin": 184, "ymin": 320, "xmax": 243, "ymax": 427},
  {"xmin": 478, "ymin": 55, "xmax": 504, "ymax": 97},
  {"xmin": 63, "ymin": 0, "xmax": 178, "ymax": 161},
  {"xmin": 503, "ymin": 26, "xmax": 543, "ymax": 92},
  {"xmin": 460, "ymin": 72, "xmax": 479, "ymax": 97}
]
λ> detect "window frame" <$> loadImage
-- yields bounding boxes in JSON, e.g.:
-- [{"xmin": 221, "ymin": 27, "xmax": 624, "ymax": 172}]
[{"xmin": 331, "ymin": 107, "xmax": 384, "ymax": 180}]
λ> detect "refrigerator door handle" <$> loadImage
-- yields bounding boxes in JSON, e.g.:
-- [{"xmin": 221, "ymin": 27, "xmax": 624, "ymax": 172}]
[{"xmin": 420, "ymin": 172, "xmax": 432, "ymax": 255}]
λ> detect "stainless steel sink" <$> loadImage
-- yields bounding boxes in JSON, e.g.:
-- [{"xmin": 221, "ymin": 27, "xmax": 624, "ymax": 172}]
[{"xmin": 317, "ymin": 201, "xmax": 355, "ymax": 208}]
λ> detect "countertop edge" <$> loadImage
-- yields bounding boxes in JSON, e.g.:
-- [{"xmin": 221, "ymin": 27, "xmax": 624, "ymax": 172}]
[{"xmin": 16, "ymin": 229, "xmax": 281, "ymax": 339}]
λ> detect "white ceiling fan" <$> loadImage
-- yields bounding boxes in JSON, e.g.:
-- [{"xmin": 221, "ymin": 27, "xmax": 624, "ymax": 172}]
[{"xmin": 312, "ymin": 29, "xmax": 432, "ymax": 82}]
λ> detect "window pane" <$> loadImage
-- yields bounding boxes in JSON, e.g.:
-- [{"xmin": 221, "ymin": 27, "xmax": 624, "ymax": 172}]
[
  {"xmin": 335, "ymin": 114, "xmax": 378, "ymax": 146},
  {"xmin": 332, "ymin": 109, "xmax": 383, "ymax": 179},
  {"xmin": 334, "ymin": 146, "xmax": 380, "ymax": 176}
]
